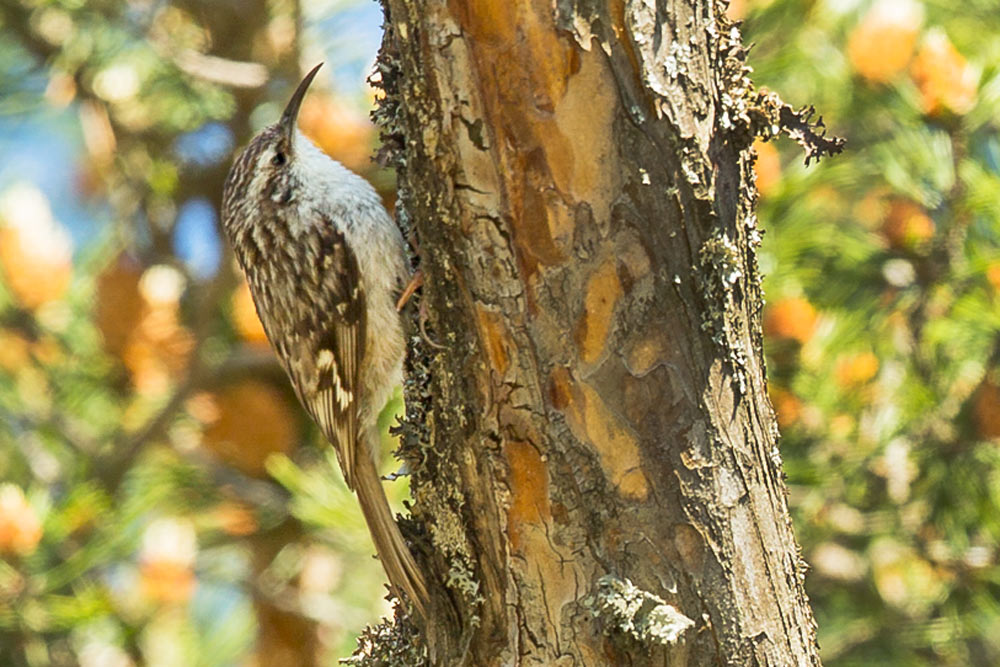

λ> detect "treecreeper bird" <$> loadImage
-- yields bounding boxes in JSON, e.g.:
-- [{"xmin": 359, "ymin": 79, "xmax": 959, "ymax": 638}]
[{"xmin": 221, "ymin": 63, "xmax": 427, "ymax": 617}]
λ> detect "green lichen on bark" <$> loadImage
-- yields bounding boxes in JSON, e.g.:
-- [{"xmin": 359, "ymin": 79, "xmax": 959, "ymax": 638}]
[
  {"xmin": 697, "ymin": 231, "xmax": 750, "ymax": 393},
  {"xmin": 589, "ymin": 575, "xmax": 695, "ymax": 647},
  {"xmin": 343, "ymin": 606, "xmax": 427, "ymax": 666}
]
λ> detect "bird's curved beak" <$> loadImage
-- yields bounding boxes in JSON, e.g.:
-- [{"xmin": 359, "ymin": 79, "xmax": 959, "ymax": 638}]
[{"xmin": 279, "ymin": 63, "xmax": 323, "ymax": 151}]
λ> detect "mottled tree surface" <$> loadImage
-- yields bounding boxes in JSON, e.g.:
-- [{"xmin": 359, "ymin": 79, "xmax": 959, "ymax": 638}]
[{"xmin": 374, "ymin": 0, "xmax": 823, "ymax": 664}]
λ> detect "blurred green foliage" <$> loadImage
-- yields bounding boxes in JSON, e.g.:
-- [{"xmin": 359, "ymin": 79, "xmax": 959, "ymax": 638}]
[
  {"xmin": 0, "ymin": 0, "xmax": 404, "ymax": 665},
  {"xmin": 743, "ymin": 0, "xmax": 1000, "ymax": 663}
]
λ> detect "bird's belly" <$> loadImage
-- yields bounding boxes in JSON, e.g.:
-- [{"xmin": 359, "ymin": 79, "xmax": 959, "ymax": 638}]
[{"xmin": 360, "ymin": 293, "xmax": 405, "ymax": 424}]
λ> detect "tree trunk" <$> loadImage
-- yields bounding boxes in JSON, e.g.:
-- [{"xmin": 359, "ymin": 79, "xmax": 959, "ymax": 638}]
[{"xmin": 375, "ymin": 0, "xmax": 821, "ymax": 664}]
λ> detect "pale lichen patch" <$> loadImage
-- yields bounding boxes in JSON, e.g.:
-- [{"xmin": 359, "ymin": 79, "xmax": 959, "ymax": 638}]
[
  {"xmin": 697, "ymin": 231, "xmax": 750, "ymax": 394},
  {"xmin": 589, "ymin": 574, "xmax": 695, "ymax": 646}
]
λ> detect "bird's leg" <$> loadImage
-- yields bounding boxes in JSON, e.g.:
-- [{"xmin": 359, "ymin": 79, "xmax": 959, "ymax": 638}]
[
  {"xmin": 395, "ymin": 270, "xmax": 423, "ymax": 311},
  {"xmin": 396, "ymin": 270, "xmax": 446, "ymax": 350},
  {"xmin": 416, "ymin": 301, "xmax": 446, "ymax": 350}
]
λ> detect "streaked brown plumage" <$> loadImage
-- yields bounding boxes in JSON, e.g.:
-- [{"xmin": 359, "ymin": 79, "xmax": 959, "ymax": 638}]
[{"xmin": 221, "ymin": 63, "xmax": 427, "ymax": 617}]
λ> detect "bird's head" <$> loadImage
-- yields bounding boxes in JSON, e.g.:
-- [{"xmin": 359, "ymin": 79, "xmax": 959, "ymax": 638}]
[{"xmin": 222, "ymin": 63, "xmax": 324, "ymax": 232}]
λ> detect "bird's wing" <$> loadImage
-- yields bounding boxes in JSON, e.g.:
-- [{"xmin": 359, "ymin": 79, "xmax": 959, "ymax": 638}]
[{"xmin": 297, "ymin": 217, "xmax": 366, "ymax": 489}]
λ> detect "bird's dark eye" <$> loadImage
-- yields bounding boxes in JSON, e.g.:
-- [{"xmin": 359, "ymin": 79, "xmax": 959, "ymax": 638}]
[{"xmin": 271, "ymin": 151, "xmax": 286, "ymax": 166}]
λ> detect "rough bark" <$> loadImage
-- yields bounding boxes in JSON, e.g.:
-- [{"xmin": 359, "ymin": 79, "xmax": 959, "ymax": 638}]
[{"xmin": 375, "ymin": 0, "xmax": 822, "ymax": 664}]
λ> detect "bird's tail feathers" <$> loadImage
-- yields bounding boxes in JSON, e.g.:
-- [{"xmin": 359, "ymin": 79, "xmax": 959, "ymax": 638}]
[{"xmin": 354, "ymin": 451, "xmax": 428, "ymax": 618}]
